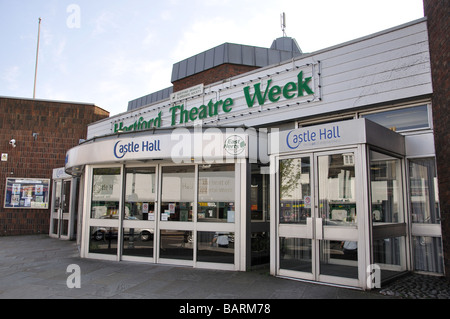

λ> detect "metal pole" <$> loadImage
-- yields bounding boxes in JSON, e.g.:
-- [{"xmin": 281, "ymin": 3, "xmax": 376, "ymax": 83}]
[{"xmin": 33, "ymin": 17, "xmax": 42, "ymax": 99}]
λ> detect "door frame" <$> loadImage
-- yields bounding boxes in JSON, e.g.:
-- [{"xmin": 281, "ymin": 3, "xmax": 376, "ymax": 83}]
[
  {"xmin": 270, "ymin": 145, "xmax": 370, "ymax": 289},
  {"xmin": 50, "ymin": 177, "xmax": 78, "ymax": 240}
]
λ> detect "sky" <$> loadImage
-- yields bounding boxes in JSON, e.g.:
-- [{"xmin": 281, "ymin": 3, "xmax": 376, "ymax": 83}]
[{"xmin": 0, "ymin": 0, "xmax": 425, "ymax": 116}]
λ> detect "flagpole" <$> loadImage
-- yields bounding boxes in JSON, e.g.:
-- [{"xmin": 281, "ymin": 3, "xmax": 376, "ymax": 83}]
[{"xmin": 33, "ymin": 17, "xmax": 42, "ymax": 99}]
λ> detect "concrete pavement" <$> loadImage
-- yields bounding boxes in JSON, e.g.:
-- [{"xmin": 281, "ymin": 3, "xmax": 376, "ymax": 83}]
[{"xmin": 0, "ymin": 235, "xmax": 387, "ymax": 299}]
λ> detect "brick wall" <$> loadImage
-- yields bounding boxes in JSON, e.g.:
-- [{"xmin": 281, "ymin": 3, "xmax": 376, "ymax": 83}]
[
  {"xmin": 423, "ymin": 0, "xmax": 450, "ymax": 277},
  {"xmin": 173, "ymin": 63, "xmax": 260, "ymax": 92},
  {"xmin": 0, "ymin": 97, "xmax": 109, "ymax": 236}
]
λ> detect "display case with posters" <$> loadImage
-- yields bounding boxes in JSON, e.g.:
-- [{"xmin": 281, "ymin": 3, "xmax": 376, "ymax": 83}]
[{"xmin": 4, "ymin": 178, "xmax": 50, "ymax": 209}]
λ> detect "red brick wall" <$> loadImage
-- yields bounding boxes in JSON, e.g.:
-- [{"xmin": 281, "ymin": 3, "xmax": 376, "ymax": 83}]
[
  {"xmin": 423, "ymin": 0, "xmax": 450, "ymax": 277},
  {"xmin": 173, "ymin": 63, "xmax": 260, "ymax": 92},
  {"xmin": 0, "ymin": 97, "xmax": 109, "ymax": 236}
]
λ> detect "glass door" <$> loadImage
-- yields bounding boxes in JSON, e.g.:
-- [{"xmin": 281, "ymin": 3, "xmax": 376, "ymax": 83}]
[
  {"xmin": 277, "ymin": 149, "xmax": 362, "ymax": 287},
  {"xmin": 158, "ymin": 165, "xmax": 195, "ymax": 265},
  {"xmin": 278, "ymin": 155, "xmax": 314, "ymax": 280},
  {"xmin": 50, "ymin": 179, "xmax": 72, "ymax": 240},
  {"xmin": 316, "ymin": 151, "xmax": 359, "ymax": 285},
  {"xmin": 50, "ymin": 180, "xmax": 62, "ymax": 238},
  {"xmin": 121, "ymin": 167, "xmax": 157, "ymax": 261}
]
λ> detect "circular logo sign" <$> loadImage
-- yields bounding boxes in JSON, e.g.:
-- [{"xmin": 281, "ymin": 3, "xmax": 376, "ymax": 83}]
[{"xmin": 224, "ymin": 135, "xmax": 246, "ymax": 156}]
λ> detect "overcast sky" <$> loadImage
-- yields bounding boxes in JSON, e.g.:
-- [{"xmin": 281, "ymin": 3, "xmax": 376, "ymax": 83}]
[{"xmin": 0, "ymin": 0, "xmax": 425, "ymax": 116}]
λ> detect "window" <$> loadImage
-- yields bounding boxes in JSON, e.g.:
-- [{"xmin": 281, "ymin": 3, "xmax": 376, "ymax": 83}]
[
  {"xmin": 197, "ymin": 164, "xmax": 235, "ymax": 223},
  {"xmin": 370, "ymin": 151, "xmax": 403, "ymax": 223},
  {"xmin": 362, "ymin": 105, "xmax": 429, "ymax": 132},
  {"xmin": 125, "ymin": 167, "xmax": 156, "ymax": 221},
  {"xmin": 160, "ymin": 166, "xmax": 195, "ymax": 221},
  {"xmin": 91, "ymin": 168, "xmax": 121, "ymax": 219},
  {"xmin": 197, "ymin": 231, "xmax": 234, "ymax": 264},
  {"xmin": 409, "ymin": 158, "xmax": 440, "ymax": 224},
  {"xmin": 279, "ymin": 157, "xmax": 311, "ymax": 224}
]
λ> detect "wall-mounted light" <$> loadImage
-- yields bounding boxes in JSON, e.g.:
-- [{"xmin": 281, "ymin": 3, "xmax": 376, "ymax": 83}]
[
  {"xmin": 32, "ymin": 133, "xmax": 39, "ymax": 141},
  {"xmin": 9, "ymin": 139, "xmax": 16, "ymax": 148}
]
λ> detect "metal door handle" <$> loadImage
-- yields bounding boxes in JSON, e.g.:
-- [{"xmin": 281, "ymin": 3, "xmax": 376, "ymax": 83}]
[
  {"xmin": 316, "ymin": 218, "xmax": 323, "ymax": 240},
  {"xmin": 306, "ymin": 217, "xmax": 313, "ymax": 239}
]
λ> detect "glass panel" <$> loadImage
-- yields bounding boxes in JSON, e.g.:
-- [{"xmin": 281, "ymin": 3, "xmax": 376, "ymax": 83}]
[
  {"xmin": 91, "ymin": 168, "xmax": 121, "ymax": 219},
  {"xmin": 122, "ymin": 227, "xmax": 154, "ymax": 258},
  {"xmin": 52, "ymin": 219, "xmax": 59, "ymax": 235},
  {"xmin": 319, "ymin": 240, "xmax": 358, "ymax": 279},
  {"xmin": 198, "ymin": 164, "xmax": 235, "ymax": 223},
  {"xmin": 197, "ymin": 231, "xmax": 234, "ymax": 264},
  {"xmin": 61, "ymin": 219, "xmax": 69, "ymax": 236},
  {"xmin": 362, "ymin": 105, "xmax": 429, "ymax": 131},
  {"xmin": 409, "ymin": 158, "xmax": 440, "ymax": 224},
  {"xmin": 251, "ymin": 232, "xmax": 270, "ymax": 266},
  {"xmin": 279, "ymin": 238, "xmax": 312, "ymax": 273},
  {"xmin": 318, "ymin": 154, "xmax": 356, "ymax": 226},
  {"xmin": 125, "ymin": 167, "xmax": 156, "ymax": 221},
  {"xmin": 250, "ymin": 164, "xmax": 270, "ymax": 221},
  {"xmin": 53, "ymin": 181, "xmax": 61, "ymax": 214},
  {"xmin": 160, "ymin": 166, "xmax": 194, "ymax": 221},
  {"xmin": 413, "ymin": 236, "xmax": 444, "ymax": 274},
  {"xmin": 370, "ymin": 151, "xmax": 403, "ymax": 223},
  {"xmin": 279, "ymin": 157, "xmax": 311, "ymax": 224},
  {"xmin": 89, "ymin": 226, "xmax": 118, "ymax": 255},
  {"xmin": 63, "ymin": 181, "xmax": 71, "ymax": 214},
  {"xmin": 373, "ymin": 237, "xmax": 407, "ymax": 281},
  {"xmin": 160, "ymin": 230, "xmax": 193, "ymax": 260}
]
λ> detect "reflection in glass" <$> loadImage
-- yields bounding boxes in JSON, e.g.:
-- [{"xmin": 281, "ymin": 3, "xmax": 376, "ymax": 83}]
[
  {"xmin": 160, "ymin": 230, "xmax": 193, "ymax": 260},
  {"xmin": 409, "ymin": 158, "xmax": 440, "ymax": 224},
  {"xmin": 319, "ymin": 240, "xmax": 358, "ymax": 279},
  {"xmin": 279, "ymin": 237, "xmax": 312, "ymax": 273},
  {"xmin": 122, "ymin": 227, "xmax": 154, "ymax": 258},
  {"xmin": 413, "ymin": 236, "xmax": 444, "ymax": 274},
  {"xmin": 370, "ymin": 151, "xmax": 403, "ymax": 223},
  {"xmin": 125, "ymin": 167, "xmax": 156, "ymax": 221},
  {"xmin": 373, "ymin": 237, "xmax": 407, "ymax": 281},
  {"xmin": 160, "ymin": 166, "xmax": 194, "ymax": 221},
  {"xmin": 362, "ymin": 105, "xmax": 429, "ymax": 132},
  {"xmin": 89, "ymin": 226, "xmax": 118, "ymax": 255},
  {"xmin": 198, "ymin": 164, "xmax": 235, "ymax": 223},
  {"xmin": 318, "ymin": 154, "xmax": 356, "ymax": 226},
  {"xmin": 91, "ymin": 168, "xmax": 121, "ymax": 219},
  {"xmin": 279, "ymin": 158, "xmax": 311, "ymax": 224},
  {"xmin": 197, "ymin": 231, "xmax": 234, "ymax": 264}
]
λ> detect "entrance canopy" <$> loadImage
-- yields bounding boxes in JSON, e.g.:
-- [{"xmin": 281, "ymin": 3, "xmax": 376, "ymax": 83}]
[
  {"xmin": 65, "ymin": 126, "xmax": 268, "ymax": 176},
  {"xmin": 269, "ymin": 119, "xmax": 405, "ymax": 156}
]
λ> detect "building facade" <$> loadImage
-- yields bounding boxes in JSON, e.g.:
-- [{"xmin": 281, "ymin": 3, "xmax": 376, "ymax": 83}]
[
  {"xmin": 65, "ymin": 16, "xmax": 446, "ymax": 289},
  {"xmin": 0, "ymin": 97, "xmax": 109, "ymax": 236}
]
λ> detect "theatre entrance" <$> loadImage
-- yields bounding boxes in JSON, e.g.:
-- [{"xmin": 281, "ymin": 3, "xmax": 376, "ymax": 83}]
[
  {"xmin": 275, "ymin": 150, "xmax": 362, "ymax": 287},
  {"xmin": 270, "ymin": 119, "xmax": 409, "ymax": 289},
  {"xmin": 50, "ymin": 168, "xmax": 78, "ymax": 240}
]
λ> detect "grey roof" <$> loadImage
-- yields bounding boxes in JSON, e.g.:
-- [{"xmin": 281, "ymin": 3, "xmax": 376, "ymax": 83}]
[
  {"xmin": 270, "ymin": 37, "xmax": 302, "ymax": 54},
  {"xmin": 171, "ymin": 40, "xmax": 303, "ymax": 82},
  {"xmin": 128, "ymin": 86, "xmax": 173, "ymax": 111},
  {"xmin": 128, "ymin": 38, "xmax": 303, "ymax": 111}
]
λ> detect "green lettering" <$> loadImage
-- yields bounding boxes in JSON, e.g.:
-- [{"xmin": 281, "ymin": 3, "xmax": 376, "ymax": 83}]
[
  {"xmin": 298, "ymin": 71, "xmax": 314, "ymax": 96},
  {"xmin": 243, "ymin": 80, "xmax": 272, "ymax": 107},
  {"xmin": 198, "ymin": 104, "xmax": 208, "ymax": 119},
  {"xmin": 154, "ymin": 111, "xmax": 162, "ymax": 128},
  {"xmin": 189, "ymin": 107, "xmax": 199, "ymax": 121},
  {"xmin": 283, "ymin": 82, "xmax": 297, "ymax": 99},
  {"xmin": 222, "ymin": 98, "xmax": 233, "ymax": 113},
  {"xmin": 169, "ymin": 105, "xmax": 181, "ymax": 126},
  {"xmin": 268, "ymin": 85, "xmax": 282, "ymax": 102}
]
